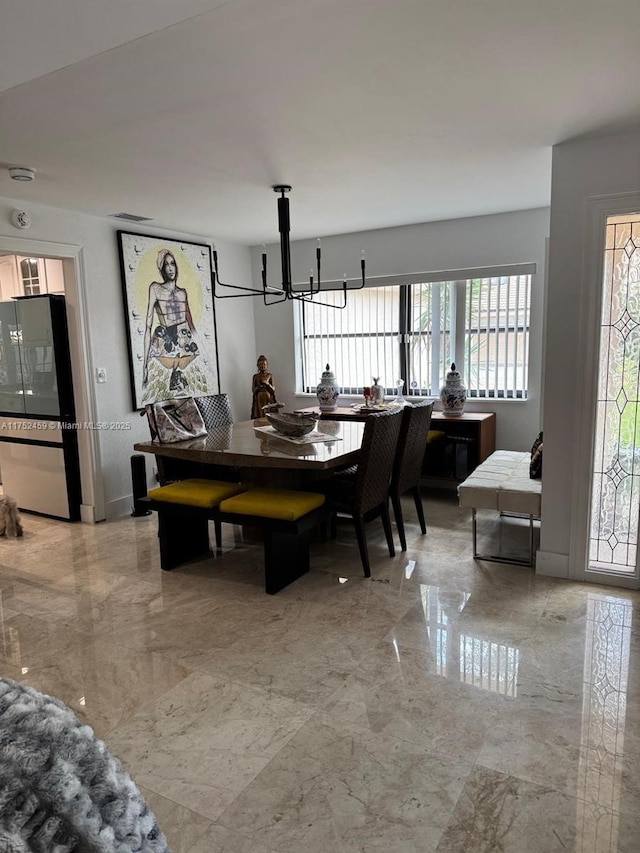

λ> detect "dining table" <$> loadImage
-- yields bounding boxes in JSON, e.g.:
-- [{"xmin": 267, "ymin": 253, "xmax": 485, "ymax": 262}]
[
  {"xmin": 294, "ymin": 403, "xmax": 404, "ymax": 422},
  {"xmin": 134, "ymin": 416, "xmax": 366, "ymax": 489}
]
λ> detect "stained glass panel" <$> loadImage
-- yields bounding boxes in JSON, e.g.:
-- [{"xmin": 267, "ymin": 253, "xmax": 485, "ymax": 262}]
[{"xmin": 589, "ymin": 215, "xmax": 640, "ymax": 574}]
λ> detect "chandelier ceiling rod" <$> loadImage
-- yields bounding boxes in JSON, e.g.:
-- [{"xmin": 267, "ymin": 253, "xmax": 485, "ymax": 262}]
[{"xmin": 212, "ymin": 185, "xmax": 366, "ymax": 308}]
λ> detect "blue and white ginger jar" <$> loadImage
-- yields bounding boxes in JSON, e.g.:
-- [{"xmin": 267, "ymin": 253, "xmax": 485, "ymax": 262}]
[
  {"xmin": 316, "ymin": 364, "xmax": 340, "ymax": 411},
  {"xmin": 440, "ymin": 362, "xmax": 467, "ymax": 416}
]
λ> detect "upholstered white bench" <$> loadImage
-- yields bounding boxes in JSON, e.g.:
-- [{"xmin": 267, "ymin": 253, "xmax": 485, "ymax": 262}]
[{"xmin": 457, "ymin": 450, "xmax": 541, "ymax": 567}]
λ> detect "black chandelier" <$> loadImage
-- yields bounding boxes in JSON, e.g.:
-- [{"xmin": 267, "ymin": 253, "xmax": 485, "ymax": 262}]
[{"xmin": 212, "ymin": 185, "xmax": 366, "ymax": 308}]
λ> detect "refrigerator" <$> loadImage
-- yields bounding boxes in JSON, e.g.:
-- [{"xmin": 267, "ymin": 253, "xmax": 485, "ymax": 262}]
[{"xmin": 0, "ymin": 295, "xmax": 81, "ymax": 520}]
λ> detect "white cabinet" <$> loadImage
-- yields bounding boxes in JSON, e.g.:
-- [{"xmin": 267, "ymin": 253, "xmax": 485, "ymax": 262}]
[{"xmin": 0, "ymin": 440, "xmax": 71, "ymax": 519}]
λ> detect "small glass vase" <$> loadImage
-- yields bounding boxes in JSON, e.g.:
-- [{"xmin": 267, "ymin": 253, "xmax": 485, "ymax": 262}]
[
  {"xmin": 370, "ymin": 377, "xmax": 384, "ymax": 405},
  {"xmin": 394, "ymin": 378, "xmax": 407, "ymax": 406}
]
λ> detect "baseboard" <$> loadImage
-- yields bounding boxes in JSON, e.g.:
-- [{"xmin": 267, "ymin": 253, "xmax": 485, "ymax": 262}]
[
  {"xmin": 105, "ymin": 494, "xmax": 135, "ymax": 521},
  {"xmin": 80, "ymin": 503, "xmax": 102, "ymax": 524},
  {"xmin": 535, "ymin": 550, "xmax": 569, "ymax": 578}
]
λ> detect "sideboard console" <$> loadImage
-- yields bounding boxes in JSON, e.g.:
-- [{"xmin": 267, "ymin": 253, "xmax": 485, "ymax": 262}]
[
  {"xmin": 295, "ymin": 405, "xmax": 496, "ymax": 483},
  {"xmin": 424, "ymin": 411, "xmax": 496, "ymax": 482}
]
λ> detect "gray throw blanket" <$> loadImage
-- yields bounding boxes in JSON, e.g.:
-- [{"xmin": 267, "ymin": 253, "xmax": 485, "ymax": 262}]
[{"xmin": 0, "ymin": 679, "xmax": 169, "ymax": 852}]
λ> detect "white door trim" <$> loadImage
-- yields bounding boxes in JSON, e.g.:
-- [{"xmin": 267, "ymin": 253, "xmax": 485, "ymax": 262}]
[
  {"xmin": 569, "ymin": 192, "xmax": 640, "ymax": 587},
  {"xmin": 0, "ymin": 236, "xmax": 105, "ymax": 522}
]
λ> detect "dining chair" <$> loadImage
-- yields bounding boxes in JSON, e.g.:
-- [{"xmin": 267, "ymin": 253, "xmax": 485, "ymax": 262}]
[
  {"xmin": 194, "ymin": 393, "xmax": 234, "ymax": 429},
  {"xmin": 321, "ymin": 408, "xmax": 403, "ymax": 578},
  {"xmin": 157, "ymin": 392, "xmax": 237, "ymax": 485},
  {"xmin": 389, "ymin": 400, "xmax": 434, "ymax": 551}
]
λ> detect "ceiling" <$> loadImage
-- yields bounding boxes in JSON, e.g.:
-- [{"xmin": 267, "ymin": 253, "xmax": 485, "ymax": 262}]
[{"xmin": 1, "ymin": 0, "xmax": 639, "ymax": 244}]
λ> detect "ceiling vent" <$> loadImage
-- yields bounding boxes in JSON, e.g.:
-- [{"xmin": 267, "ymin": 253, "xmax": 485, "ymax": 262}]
[{"xmin": 109, "ymin": 212, "xmax": 153, "ymax": 222}]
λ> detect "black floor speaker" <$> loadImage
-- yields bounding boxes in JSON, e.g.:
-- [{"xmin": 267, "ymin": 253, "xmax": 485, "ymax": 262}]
[{"xmin": 131, "ymin": 454, "xmax": 152, "ymax": 517}]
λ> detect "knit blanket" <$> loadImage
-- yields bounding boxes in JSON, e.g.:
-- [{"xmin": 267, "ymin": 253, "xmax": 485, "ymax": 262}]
[{"xmin": 0, "ymin": 679, "xmax": 169, "ymax": 853}]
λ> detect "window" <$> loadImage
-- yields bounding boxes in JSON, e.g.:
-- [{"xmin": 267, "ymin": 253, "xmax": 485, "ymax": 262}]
[
  {"xmin": 300, "ymin": 273, "xmax": 531, "ymax": 398},
  {"xmin": 20, "ymin": 258, "xmax": 41, "ymax": 296}
]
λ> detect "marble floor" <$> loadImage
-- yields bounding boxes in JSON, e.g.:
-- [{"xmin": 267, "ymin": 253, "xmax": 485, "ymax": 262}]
[{"xmin": 1, "ymin": 495, "xmax": 640, "ymax": 852}]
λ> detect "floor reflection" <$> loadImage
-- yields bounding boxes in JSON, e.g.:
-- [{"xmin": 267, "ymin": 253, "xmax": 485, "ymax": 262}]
[
  {"xmin": 420, "ymin": 584, "xmax": 520, "ymax": 697},
  {"xmin": 577, "ymin": 594, "xmax": 633, "ymax": 851}
]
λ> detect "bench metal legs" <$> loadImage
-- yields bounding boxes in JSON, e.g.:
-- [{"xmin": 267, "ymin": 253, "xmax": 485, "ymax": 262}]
[{"xmin": 471, "ymin": 508, "xmax": 537, "ymax": 568}]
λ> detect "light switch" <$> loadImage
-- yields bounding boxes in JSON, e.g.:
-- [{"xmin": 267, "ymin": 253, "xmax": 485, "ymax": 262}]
[{"xmin": 96, "ymin": 367, "xmax": 107, "ymax": 383}]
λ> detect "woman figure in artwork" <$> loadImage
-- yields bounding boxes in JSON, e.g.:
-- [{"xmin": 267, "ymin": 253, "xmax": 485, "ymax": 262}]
[
  {"xmin": 142, "ymin": 249, "xmax": 207, "ymax": 402},
  {"xmin": 251, "ymin": 354, "xmax": 277, "ymax": 418}
]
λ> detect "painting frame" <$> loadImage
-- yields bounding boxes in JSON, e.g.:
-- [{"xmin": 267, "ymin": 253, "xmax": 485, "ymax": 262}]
[{"xmin": 117, "ymin": 230, "xmax": 220, "ymax": 410}]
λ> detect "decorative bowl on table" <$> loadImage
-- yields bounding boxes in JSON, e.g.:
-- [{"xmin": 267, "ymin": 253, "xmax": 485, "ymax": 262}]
[{"xmin": 264, "ymin": 411, "xmax": 320, "ymax": 437}]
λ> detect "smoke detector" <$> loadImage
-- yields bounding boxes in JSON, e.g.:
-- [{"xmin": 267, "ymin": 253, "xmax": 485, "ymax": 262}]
[
  {"xmin": 11, "ymin": 210, "xmax": 31, "ymax": 229},
  {"xmin": 8, "ymin": 166, "xmax": 36, "ymax": 182}
]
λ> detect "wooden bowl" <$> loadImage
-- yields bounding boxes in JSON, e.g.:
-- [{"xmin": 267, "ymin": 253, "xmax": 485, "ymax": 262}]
[{"xmin": 264, "ymin": 411, "xmax": 320, "ymax": 437}]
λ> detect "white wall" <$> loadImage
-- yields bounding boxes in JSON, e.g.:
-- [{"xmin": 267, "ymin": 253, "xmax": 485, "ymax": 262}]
[
  {"xmin": 538, "ymin": 128, "xmax": 640, "ymax": 578},
  {"xmin": 0, "ymin": 195, "xmax": 255, "ymax": 519},
  {"xmin": 251, "ymin": 207, "xmax": 550, "ymax": 451}
]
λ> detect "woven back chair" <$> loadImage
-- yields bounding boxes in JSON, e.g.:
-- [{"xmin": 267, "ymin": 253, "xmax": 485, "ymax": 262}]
[
  {"xmin": 323, "ymin": 408, "xmax": 403, "ymax": 577},
  {"xmin": 390, "ymin": 401, "xmax": 434, "ymax": 551},
  {"xmin": 157, "ymin": 393, "xmax": 238, "ymax": 485},
  {"xmin": 194, "ymin": 393, "xmax": 234, "ymax": 429}
]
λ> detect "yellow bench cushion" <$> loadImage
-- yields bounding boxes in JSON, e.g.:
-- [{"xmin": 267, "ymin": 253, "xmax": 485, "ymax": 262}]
[
  {"xmin": 427, "ymin": 429, "xmax": 446, "ymax": 443},
  {"xmin": 219, "ymin": 488, "xmax": 325, "ymax": 522},
  {"xmin": 148, "ymin": 478, "xmax": 246, "ymax": 508}
]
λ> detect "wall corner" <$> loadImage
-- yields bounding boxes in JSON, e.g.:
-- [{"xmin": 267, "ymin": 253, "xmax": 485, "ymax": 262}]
[{"xmin": 535, "ymin": 549, "xmax": 569, "ymax": 578}]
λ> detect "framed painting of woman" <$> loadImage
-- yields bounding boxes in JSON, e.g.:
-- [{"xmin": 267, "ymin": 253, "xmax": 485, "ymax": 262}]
[{"xmin": 117, "ymin": 231, "xmax": 220, "ymax": 409}]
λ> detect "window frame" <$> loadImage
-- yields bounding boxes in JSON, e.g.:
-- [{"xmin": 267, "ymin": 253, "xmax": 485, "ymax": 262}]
[{"xmin": 298, "ymin": 263, "xmax": 535, "ymax": 400}]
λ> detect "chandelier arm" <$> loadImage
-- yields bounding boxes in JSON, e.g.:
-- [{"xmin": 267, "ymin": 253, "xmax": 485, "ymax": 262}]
[
  {"xmin": 298, "ymin": 254, "xmax": 366, "ymax": 306},
  {"xmin": 213, "ymin": 276, "xmax": 270, "ymax": 297},
  {"xmin": 214, "ymin": 289, "xmax": 260, "ymax": 299},
  {"xmin": 260, "ymin": 250, "xmax": 287, "ymax": 304},
  {"xmin": 261, "ymin": 262, "xmax": 282, "ymax": 295},
  {"xmin": 212, "ymin": 248, "xmax": 267, "ymax": 297},
  {"xmin": 291, "ymin": 281, "xmax": 348, "ymax": 309},
  {"xmin": 213, "ymin": 280, "xmax": 264, "ymax": 296},
  {"xmin": 263, "ymin": 294, "xmax": 287, "ymax": 306},
  {"xmin": 353, "ymin": 255, "xmax": 366, "ymax": 290}
]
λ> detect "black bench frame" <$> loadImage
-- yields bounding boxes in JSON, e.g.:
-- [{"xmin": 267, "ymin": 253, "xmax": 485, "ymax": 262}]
[{"xmin": 140, "ymin": 497, "xmax": 326, "ymax": 594}]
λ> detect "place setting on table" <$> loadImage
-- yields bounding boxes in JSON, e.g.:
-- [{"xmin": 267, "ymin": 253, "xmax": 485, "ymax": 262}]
[
  {"xmin": 295, "ymin": 380, "xmax": 408, "ymax": 420},
  {"xmin": 256, "ymin": 404, "xmax": 344, "ymax": 446},
  {"xmin": 349, "ymin": 396, "xmax": 405, "ymax": 414},
  {"xmin": 360, "ymin": 377, "xmax": 407, "ymax": 409}
]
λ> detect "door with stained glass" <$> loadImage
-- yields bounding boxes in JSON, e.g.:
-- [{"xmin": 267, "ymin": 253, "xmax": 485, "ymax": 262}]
[{"xmin": 587, "ymin": 214, "xmax": 640, "ymax": 582}]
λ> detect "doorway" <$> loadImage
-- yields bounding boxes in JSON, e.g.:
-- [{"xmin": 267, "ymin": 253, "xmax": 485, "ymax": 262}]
[
  {"xmin": 0, "ymin": 237, "xmax": 104, "ymax": 522},
  {"xmin": 0, "ymin": 254, "xmax": 65, "ymax": 300}
]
